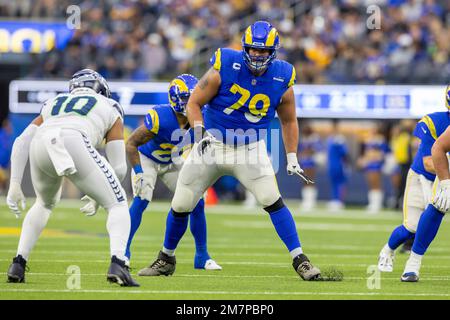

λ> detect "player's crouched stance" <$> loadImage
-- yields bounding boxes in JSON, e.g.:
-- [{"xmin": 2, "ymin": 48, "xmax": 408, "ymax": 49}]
[
  {"xmin": 6, "ymin": 69, "xmax": 138, "ymax": 286},
  {"xmin": 141, "ymin": 21, "xmax": 321, "ymax": 281},
  {"xmin": 399, "ymin": 86, "xmax": 450, "ymax": 282},
  {"xmin": 125, "ymin": 74, "xmax": 221, "ymax": 272}
]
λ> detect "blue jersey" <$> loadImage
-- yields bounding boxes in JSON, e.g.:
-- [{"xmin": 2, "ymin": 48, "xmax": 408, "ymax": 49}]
[
  {"xmin": 411, "ymin": 111, "xmax": 450, "ymax": 181},
  {"xmin": 205, "ymin": 48, "xmax": 296, "ymax": 145},
  {"xmin": 138, "ymin": 105, "xmax": 188, "ymax": 164}
]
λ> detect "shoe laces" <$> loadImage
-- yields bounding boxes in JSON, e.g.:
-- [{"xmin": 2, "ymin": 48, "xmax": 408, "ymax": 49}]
[
  {"xmin": 298, "ymin": 261, "xmax": 313, "ymax": 273},
  {"xmin": 150, "ymin": 259, "xmax": 167, "ymax": 269}
]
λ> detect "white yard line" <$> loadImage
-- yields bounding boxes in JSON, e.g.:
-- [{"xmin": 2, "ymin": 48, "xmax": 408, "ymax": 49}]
[
  {"xmin": 0, "ymin": 288, "xmax": 449, "ymax": 297},
  {"xmin": 1, "ymin": 272, "xmax": 450, "ymax": 281}
]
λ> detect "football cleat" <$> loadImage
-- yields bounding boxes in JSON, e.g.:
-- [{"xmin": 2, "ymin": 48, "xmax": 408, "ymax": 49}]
[
  {"xmin": 401, "ymin": 255, "xmax": 421, "ymax": 283},
  {"xmin": 293, "ymin": 254, "xmax": 322, "ymax": 281},
  {"xmin": 378, "ymin": 249, "xmax": 395, "ymax": 272},
  {"xmin": 7, "ymin": 255, "xmax": 27, "ymax": 283},
  {"xmin": 138, "ymin": 251, "xmax": 176, "ymax": 276},
  {"xmin": 107, "ymin": 256, "xmax": 140, "ymax": 287},
  {"xmin": 203, "ymin": 259, "xmax": 222, "ymax": 271},
  {"xmin": 401, "ymin": 272, "xmax": 419, "ymax": 282}
]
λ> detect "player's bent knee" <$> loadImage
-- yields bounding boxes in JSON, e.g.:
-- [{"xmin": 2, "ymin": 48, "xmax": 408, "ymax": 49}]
[
  {"xmin": 36, "ymin": 197, "xmax": 57, "ymax": 211},
  {"xmin": 263, "ymin": 197, "xmax": 285, "ymax": 214}
]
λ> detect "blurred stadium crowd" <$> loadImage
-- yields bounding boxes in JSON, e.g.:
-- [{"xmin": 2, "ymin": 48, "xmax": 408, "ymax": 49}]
[{"xmin": 0, "ymin": 0, "xmax": 449, "ymax": 83}]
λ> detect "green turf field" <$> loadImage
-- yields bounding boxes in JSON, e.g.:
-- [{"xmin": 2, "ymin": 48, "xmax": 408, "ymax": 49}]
[{"xmin": 0, "ymin": 199, "xmax": 449, "ymax": 300}]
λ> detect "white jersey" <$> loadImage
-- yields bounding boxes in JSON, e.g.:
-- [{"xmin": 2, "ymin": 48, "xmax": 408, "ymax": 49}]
[{"xmin": 39, "ymin": 88, "xmax": 123, "ymax": 147}]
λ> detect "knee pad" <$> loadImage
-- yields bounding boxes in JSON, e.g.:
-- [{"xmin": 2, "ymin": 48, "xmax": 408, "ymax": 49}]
[
  {"xmin": 171, "ymin": 186, "xmax": 197, "ymax": 213},
  {"xmin": 264, "ymin": 197, "xmax": 285, "ymax": 214}
]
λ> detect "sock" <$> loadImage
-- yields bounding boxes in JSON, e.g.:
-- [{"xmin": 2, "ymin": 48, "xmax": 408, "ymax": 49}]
[
  {"xmin": 17, "ymin": 201, "xmax": 52, "ymax": 260},
  {"xmin": 189, "ymin": 199, "xmax": 209, "ymax": 258},
  {"xmin": 106, "ymin": 202, "xmax": 131, "ymax": 262},
  {"xmin": 412, "ymin": 204, "xmax": 445, "ymax": 255},
  {"xmin": 269, "ymin": 205, "xmax": 302, "ymax": 258},
  {"xmin": 387, "ymin": 225, "xmax": 415, "ymax": 250},
  {"xmin": 162, "ymin": 208, "xmax": 189, "ymax": 255},
  {"xmin": 125, "ymin": 196, "xmax": 149, "ymax": 259}
]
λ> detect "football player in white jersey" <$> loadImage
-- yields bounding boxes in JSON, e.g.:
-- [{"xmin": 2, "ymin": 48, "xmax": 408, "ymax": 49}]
[{"xmin": 6, "ymin": 69, "xmax": 139, "ymax": 287}]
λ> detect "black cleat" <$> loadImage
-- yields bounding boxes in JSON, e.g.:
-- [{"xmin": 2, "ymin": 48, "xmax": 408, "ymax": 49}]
[
  {"xmin": 107, "ymin": 256, "xmax": 140, "ymax": 287},
  {"xmin": 293, "ymin": 254, "xmax": 322, "ymax": 281},
  {"xmin": 138, "ymin": 251, "xmax": 176, "ymax": 276},
  {"xmin": 7, "ymin": 255, "xmax": 27, "ymax": 283}
]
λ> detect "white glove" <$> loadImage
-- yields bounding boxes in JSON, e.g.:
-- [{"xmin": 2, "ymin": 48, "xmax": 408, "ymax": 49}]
[
  {"xmin": 6, "ymin": 181, "xmax": 26, "ymax": 218},
  {"xmin": 80, "ymin": 195, "xmax": 99, "ymax": 217},
  {"xmin": 432, "ymin": 179, "xmax": 450, "ymax": 213},
  {"xmin": 132, "ymin": 172, "xmax": 144, "ymax": 198},
  {"xmin": 287, "ymin": 152, "xmax": 304, "ymax": 176}
]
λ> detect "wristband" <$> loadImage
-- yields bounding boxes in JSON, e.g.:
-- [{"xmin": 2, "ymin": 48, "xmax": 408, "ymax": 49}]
[{"xmin": 133, "ymin": 164, "xmax": 143, "ymax": 174}]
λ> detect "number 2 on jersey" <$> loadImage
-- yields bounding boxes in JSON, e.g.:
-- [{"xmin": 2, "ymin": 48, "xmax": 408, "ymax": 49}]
[
  {"xmin": 223, "ymin": 83, "xmax": 270, "ymax": 123},
  {"xmin": 51, "ymin": 96, "xmax": 97, "ymax": 116}
]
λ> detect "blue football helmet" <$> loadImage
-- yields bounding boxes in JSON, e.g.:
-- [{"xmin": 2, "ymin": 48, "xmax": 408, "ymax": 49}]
[
  {"xmin": 446, "ymin": 84, "xmax": 450, "ymax": 110},
  {"xmin": 168, "ymin": 74, "xmax": 198, "ymax": 115},
  {"xmin": 241, "ymin": 21, "xmax": 280, "ymax": 74},
  {"xmin": 69, "ymin": 69, "xmax": 111, "ymax": 98}
]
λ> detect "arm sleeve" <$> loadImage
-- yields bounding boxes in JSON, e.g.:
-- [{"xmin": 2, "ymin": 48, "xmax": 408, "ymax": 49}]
[
  {"xmin": 105, "ymin": 140, "xmax": 127, "ymax": 182},
  {"xmin": 10, "ymin": 124, "xmax": 38, "ymax": 184}
]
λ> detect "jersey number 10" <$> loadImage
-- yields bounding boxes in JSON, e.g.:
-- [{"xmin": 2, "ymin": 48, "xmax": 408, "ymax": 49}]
[{"xmin": 51, "ymin": 96, "xmax": 97, "ymax": 116}]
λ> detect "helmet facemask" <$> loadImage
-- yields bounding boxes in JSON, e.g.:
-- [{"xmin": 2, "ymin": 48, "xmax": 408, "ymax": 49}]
[{"xmin": 243, "ymin": 46, "xmax": 277, "ymax": 74}]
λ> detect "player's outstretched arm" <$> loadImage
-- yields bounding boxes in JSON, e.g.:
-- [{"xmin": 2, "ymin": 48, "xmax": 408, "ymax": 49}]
[
  {"xmin": 431, "ymin": 126, "xmax": 450, "ymax": 181},
  {"xmin": 105, "ymin": 118, "xmax": 127, "ymax": 182},
  {"xmin": 187, "ymin": 67, "xmax": 221, "ymax": 129},
  {"xmin": 125, "ymin": 124, "xmax": 154, "ymax": 171},
  {"xmin": 277, "ymin": 86, "xmax": 298, "ymax": 154},
  {"xmin": 7, "ymin": 115, "xmax": 43, "ymax": 217},
  {"xmin": 277, "ymin": 87, "xmax": 313, "ymax": 184},
  {"xmin": 430, "ymin": 126, "xmax": 450, "ymax": 212}
]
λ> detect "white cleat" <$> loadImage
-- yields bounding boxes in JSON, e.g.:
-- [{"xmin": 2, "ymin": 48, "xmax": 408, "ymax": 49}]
[
  {"xmin": 204, "ymin": 259, "xmax": 222, "ymax": 270},
  {"xmin": 378, "ymin": 249, "xmax": 395, "ymax": 272},
  {"xmin": 401, "ymin": 255, "xmax": 422, "ymax": 282}
]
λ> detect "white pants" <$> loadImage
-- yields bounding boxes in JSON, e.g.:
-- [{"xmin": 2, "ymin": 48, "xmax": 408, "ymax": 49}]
[
  {"xmin": 403, "ymin": 169, "xmax": 433, "ymax": 232},
  {"xmin": 131, "ymin": 153, "xmax": 180, "ymax": 201},
  {"xmin": 172, "ymin": 139, "xmax": 281, "ymax": 212},
  {"xmin": 30, "ymin": 129, "xmax": 127, "ymax": 209}
]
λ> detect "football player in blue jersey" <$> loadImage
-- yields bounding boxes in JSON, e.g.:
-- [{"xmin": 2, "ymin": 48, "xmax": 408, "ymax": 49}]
[
  {"xmin": 378, "ymin": 85, "xmax": 450, "ymax": 279},
  {"xmin": 138, "ymin": 21, "xmax": 321, "ymax": 280},
  {"xmin": 399, "ymin": 84, "xmax": 450, "ymax": 282},
  {"xmin": 125, "ymin": 74, "xmax": 221, "ymax": 272}
]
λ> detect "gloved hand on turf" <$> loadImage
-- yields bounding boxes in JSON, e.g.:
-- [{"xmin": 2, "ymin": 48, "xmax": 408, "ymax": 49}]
[
  {"xmin": 80, "ymin": 195, "xmax": 99, "ymax": 217},
  {"xmin": 286, "ymin": 153, "xmax": 314, "ymax": 184},
  {"xmin": 6, "ymin": 181, "xmax": 26, "ymax": 218},
  {"xmin": 432, "ymin": 179, "xmax": 450, "ymax": 213}
]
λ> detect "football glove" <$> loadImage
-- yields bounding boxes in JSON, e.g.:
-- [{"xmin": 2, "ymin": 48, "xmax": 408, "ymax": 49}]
[
  {"xmin": 6, "ymin": 181, "xmax": 26, "ymax": 218},
  {"xmin": 80, "ymin": 195, "xmax": 99, "ymax": 217},
  {"xmin": 432, "ymin": 179, "xmax": 450, "ymax": 213},
  {"xmin": 286, "ymin": 153, "xmax": 314, "ymax": 184},
  {"xmin": 194, "ymin": 125, "xmax": 214, "ymax": 157}
]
